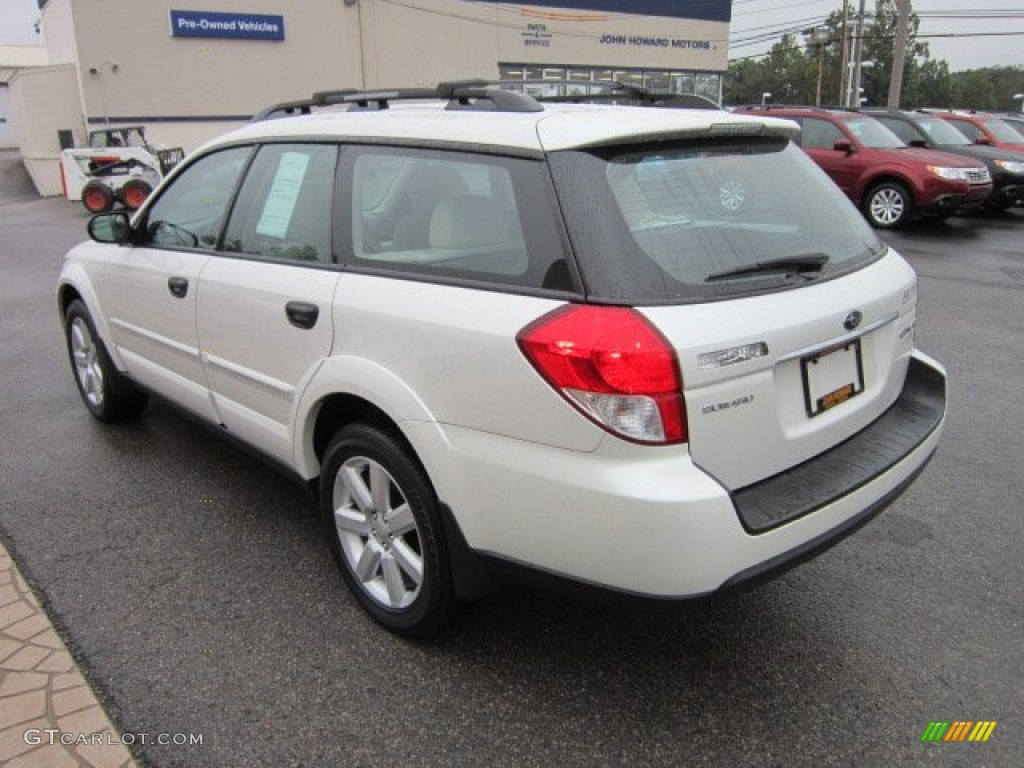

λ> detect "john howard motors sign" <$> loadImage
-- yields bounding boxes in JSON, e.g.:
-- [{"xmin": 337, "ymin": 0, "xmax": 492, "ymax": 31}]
[{"xmin": 170, "ymin": 10, "xmax": 285, "ymax": 41}]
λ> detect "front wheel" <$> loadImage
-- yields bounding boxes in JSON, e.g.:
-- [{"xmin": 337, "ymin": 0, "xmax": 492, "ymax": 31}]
[
  {"xmin": 320, "ymin": 423, "xmax": 454, "ymax": 637},
  {"xmin": 64, "ymin": 299, "xmax": 148, "ymax": 422},
  {"xmin": 863, "ymin": 181, "xmax": 913, "ymax": 229}
]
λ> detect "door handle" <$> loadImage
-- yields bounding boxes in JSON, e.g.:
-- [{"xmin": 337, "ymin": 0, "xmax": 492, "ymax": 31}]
[
  {"xmin": 285, "ymin": 301, "xmax": 319, "ymax": 330},
  {"xmin": 167, "ymin": 276, "xmax": 189, "ymax": 298}
]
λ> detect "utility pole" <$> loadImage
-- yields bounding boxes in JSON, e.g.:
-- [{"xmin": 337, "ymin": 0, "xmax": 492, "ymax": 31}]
[
  {"xmin": 852, "ymin": 0, "xmax": 867, "ymax": 106},
  {"xmin": 888, "ymin": 0, "xmax": 912, "ymax": 107},
  {"xmin": 817, "ymin": 33, "xmax": 827, "ymax": 106},
  {"xmin": 838, "ymin": 0, "xmax": 849, "ymax": 106}
]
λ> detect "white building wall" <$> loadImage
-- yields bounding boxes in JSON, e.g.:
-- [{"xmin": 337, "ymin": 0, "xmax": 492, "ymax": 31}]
[
  {"xmin": 19, "ymin": 1, "xmax": 731, "ymax": 195},
  {"xmin": 9, "ymin": 64, "xmax": 81, "ymax": 196},
  {"xmin": 0, "ymin": 88, "xmax": 15, "ymax": 148}
]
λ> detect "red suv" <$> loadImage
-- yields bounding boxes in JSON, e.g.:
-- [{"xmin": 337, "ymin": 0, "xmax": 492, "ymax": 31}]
[
  {"xmin": 741, "ymin": 107, "xmax": 993, "ymax": 228},
  {"xmin": 925, "ymin": 110, "xmax": 1024, "ymax": 156}
]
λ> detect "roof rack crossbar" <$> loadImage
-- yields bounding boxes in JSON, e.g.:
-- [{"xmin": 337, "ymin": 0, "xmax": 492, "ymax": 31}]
[
  {"xmin": 456, "ymin": 79, "xmax": 719, "ymax": 109},
  {"xmin": 253, "ymin": 80, "xmax": 544, "ymax": 120}
]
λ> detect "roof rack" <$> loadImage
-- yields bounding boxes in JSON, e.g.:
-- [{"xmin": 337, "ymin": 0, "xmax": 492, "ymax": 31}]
[
  {"xmin": 252, "ymin": 79, "xmax": 543, "ymax": 121},
  {"xmin": 733, "ymin": 104, "xmax": 831, "ymax": 112},
  {"xmin": 495, "ymin": 79, "xmax": 720, "ymax": 110}
]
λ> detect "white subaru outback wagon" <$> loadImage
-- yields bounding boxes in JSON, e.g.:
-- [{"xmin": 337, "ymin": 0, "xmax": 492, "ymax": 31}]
[{"xmin": 58, "ymin": 81, "xmax": 947, "ymax": 636}]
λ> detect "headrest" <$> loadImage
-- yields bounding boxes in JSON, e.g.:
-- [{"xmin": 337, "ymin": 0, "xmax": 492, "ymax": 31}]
[
  {"xmin": 428, "ymin": 195, "xmax": 507, "ymax": 249},
  {"xmin": 403, "ymin": 165, "xmax": 468, "ymax": 213}
]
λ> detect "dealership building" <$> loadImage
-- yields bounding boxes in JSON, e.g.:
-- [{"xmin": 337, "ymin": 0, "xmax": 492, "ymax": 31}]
[{"xmin": 10, "ymin": 0, "xmax": 732, "ymax": 196}]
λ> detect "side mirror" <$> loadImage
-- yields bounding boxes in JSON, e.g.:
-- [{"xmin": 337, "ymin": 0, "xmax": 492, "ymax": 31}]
[
  {"xmin": 908, "ymin": 138, "xmax": 928, "ymax": 148},
  {"xmin": 833, "ymin": 140, "xmax": 856, "ymax": 153},
  {"xmin": 976, "ymin": 136, "xmax": 993, "ymax": 146},
  {"xmin": 87, "ymin": 212, "xmax": 132, "ymax": 244}
]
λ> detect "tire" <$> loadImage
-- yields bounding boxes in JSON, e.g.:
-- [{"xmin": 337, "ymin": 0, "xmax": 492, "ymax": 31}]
[
  {"xmin": 863, "ymin": 181, "xmax": 913, "ymax": 229},
  {"xmin": 64, "ymin": 299, "xmax": 148, "ymax": 422},
  {"xmin": 118, "ymin": 179, "xmax": 152, "ymax": 210},
  {"xmin": 984, "ymin": 199, "xmax": 1012, "ymax": 213},
  {"xmin": 320, "ymin": 423, "xmax": 453, "ymax": 637},
  {"xmin": 81, "ymin": 181, "xmax": 114, "ymax": 214}
]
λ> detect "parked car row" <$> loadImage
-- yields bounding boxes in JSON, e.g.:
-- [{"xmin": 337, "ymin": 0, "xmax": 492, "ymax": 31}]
[{"xmin": 738, "ymin": 106, "xmax": 1024, "ymax": 228}]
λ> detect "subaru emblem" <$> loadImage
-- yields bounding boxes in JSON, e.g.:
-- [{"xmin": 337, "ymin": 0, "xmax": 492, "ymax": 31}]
[{"xmin": 844, "ymin": 311, "xmax": 863, "ymax": 331}]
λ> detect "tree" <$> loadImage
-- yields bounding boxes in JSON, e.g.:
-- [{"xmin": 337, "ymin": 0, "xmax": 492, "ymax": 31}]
[
  {"xmin": 951, "ymin": 70, "xmax": 999, "ymax": 111},
  {"xmin": 724, "ymin": 5, "xmax": 1022, "ymax": 111}
]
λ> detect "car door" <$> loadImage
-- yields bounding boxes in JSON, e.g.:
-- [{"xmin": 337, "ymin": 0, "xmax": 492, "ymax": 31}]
[
  {"xmin": 798, "ymin": 117, "xmax": 861, "ymax": 198},
  {"xmin": 99, "ymin": 146, "xmax": 252, "ymax": 421},
  {"xmin": 195, "ymin": 143, "xmax": 341, "ymax": 466}
]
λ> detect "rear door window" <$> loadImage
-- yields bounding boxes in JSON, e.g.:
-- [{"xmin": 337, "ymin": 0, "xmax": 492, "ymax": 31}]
[
  {"xmin": 222, "ymin": 143, "xmax": 339, "ymax": 264},
  {"xmin": 344, "ymin": 147, "xmax": 575, "ymax": 293},
  {"xmin": 800, "ymin": 118, "xmax": 845, "ymax": 149}
]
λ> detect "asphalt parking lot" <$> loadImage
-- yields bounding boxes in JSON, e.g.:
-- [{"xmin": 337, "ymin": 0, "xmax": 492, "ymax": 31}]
[{"xmin": 1, "ymin": 158, "xmax": 1022, "ymax": 766}]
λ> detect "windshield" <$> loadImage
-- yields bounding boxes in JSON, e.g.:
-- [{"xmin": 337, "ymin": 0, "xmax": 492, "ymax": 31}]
[
  {"xmin": 984, "ymin": 119, "xmax": 1024, "ymax": 144},
  {"xmin": 844, "ymin": 117, "xmax": 906, "ymax": 148},
  {"xmin": 916, "ymin": 117, "xmax": 971, "ymax": 146},
  {"xmin": 548, "ymin": 138, "xmax": 885, "ymax": 303}
]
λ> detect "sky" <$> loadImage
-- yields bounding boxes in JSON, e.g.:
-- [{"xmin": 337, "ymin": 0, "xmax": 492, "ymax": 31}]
[{"xmin": 1, "ymin": 0, "xmax": 1022, "ymax": 71}]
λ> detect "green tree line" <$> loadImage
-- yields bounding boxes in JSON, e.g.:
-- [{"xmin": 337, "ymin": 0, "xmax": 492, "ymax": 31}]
[{"xmin": 725, "ymin": 0, "xmax": 1024, "ymax": 110}]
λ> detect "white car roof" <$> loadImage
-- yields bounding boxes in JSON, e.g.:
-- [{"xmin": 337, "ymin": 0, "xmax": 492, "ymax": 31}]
[{"xmin": 202, "ymin": 101, "xmax": 799, "ymax": 155}]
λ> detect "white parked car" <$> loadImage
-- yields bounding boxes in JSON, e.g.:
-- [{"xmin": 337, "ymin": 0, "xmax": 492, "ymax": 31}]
[{"xmin": 57, "ymin": 82, "xmax": 947, "ymax": 636}]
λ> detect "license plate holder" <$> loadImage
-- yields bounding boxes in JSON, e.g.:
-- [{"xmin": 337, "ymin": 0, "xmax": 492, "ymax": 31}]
[{"xmin": 801, "ymin": 339, "xmax": 865, "ymax": 417}]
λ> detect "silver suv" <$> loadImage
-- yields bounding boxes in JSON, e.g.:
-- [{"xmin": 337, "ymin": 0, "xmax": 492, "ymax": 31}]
[{"xmin": 58, "ymin": 82, "xmax": 947, "ymax": 636}]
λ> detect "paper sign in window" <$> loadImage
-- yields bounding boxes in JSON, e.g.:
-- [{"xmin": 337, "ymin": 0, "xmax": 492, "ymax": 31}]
[{"xmin": 256, "ymin": 152, "xmax": 310, "ymax": 238}]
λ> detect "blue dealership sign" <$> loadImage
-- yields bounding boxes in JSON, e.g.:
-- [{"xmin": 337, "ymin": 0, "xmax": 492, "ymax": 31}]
[{"xmin": 170, "ymin": 10, "xmax": 285, "ymax": 41}]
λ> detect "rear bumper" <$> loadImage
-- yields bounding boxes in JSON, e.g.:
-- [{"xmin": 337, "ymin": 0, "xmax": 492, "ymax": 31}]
[
  {"xmin": 733, "ymin": 354, "xmax": 945, "ymax": 533},
  {"xmin": 422, "ymin": 352, "xmax": 947, "ymax": 600}
]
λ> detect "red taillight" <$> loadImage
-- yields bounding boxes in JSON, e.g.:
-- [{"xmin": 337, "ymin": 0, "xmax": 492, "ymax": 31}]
[{"xmin": 517, "ymin": 305, "xmax": 687, "ymax": 444}]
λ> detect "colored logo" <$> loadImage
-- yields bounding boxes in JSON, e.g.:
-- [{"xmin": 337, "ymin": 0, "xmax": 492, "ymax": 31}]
[{"xmin": 921, "ymin": 721, "xmax": 997, "ymax": 742}]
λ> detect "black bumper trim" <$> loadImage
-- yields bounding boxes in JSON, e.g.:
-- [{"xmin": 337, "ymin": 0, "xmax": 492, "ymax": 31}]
[
  {"xmin": 732, "ymin": 356, "xmax": 946, "ymax": 534},
  {"xmin": 719, "ymin": 450, "xmax": 934, "ymax": 592}
]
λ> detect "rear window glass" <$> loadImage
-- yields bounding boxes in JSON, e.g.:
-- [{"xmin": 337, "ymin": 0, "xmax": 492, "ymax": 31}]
[{"xmin": 548, "ymin": 138, "xmax": 885, "ymax": 303}]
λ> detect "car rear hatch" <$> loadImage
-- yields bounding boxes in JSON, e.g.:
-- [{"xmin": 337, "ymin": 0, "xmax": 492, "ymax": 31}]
[
  {"xmin": 641, "ymin": 252, "xmax": 918, "ymax": 491},
  {"xmin": 545, "ymin": 123, "xmax": 936, "ymax": 529}
]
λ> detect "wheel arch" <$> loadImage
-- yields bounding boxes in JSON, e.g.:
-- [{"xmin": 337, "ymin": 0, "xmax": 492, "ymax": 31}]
[
  {"xmin": 293, "ymin": 356, "xmax": 442, "ymax": 483},
  {"xmin": 859, "ymin": 172, "xmax": 918, "ymax": 205},
  {"xmin": 56, "ymin": 269, "xmax": 125, "ymax": 371},
  {"xmin": 297, "ymin": 363, "xmax": 496, "ymax": 601}
]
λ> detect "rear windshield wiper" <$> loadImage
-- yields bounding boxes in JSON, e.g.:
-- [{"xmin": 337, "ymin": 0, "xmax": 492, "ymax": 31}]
[{"xmin": 705, "ymin": 253, "xmax": 830, "ymax": 283}]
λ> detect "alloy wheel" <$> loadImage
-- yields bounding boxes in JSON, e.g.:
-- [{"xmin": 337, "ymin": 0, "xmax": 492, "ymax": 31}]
[
  {"xmin": 332, "ymin": 456, "xmax": 424, "ymax": 610},
  {"xmin": 70, "ymin": 317, "xmax": 105, "ymax": 408},
  {"xmin": 870, "ymin": 188, "xmax": 905, "ymax": 226}
]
